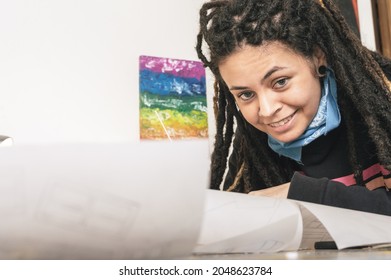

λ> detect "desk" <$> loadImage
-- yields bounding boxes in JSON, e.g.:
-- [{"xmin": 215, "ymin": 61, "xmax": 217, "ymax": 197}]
[{"xmin": 189, "ymin": 247, "xmax": 391, "ymax": 259}]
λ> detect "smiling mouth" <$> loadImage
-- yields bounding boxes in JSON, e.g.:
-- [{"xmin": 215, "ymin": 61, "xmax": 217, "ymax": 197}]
[{"xmin": 268, "ymin": 111, "xmax": 296, "ymax": 128}]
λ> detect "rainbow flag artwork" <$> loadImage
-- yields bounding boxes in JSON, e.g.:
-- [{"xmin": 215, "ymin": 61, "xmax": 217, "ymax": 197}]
[{"xmin": 139, "ymin": 55, "xmax": 208, "ymax": 140}]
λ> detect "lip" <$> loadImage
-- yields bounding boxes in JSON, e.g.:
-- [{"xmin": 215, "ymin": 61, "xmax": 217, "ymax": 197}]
[{"xmin": 267, "ymin": 111, "xmax": 297, "ymax": 132}]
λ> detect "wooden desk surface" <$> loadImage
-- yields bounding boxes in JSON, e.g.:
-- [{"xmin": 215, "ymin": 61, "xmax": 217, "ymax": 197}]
[{"xmin": 189, "ymin": 247, "xmax": 391, "ymax": 260}]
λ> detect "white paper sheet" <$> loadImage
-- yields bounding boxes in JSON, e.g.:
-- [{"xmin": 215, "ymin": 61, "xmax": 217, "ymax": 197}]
[
  {"xmin": 194, "ymin": 189, "xmax": 391, "ymax": 254},
  {"xmin": 0, "ymin": 141, "xmax": 210, "ymax": 259},
  {"xmin": 193, "ymin": 190, "xmax": 303, "ymax": 253},
  {"xmin": 298, "ymin": 201, "xmax": 391, "ymax": 249},
  {"xmin": 297, "ymin": 204, "xmax": 333, "ymax": 250}
]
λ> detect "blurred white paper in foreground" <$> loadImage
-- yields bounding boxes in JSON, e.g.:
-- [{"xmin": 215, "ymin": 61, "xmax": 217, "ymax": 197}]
[{"xmin": 0, "ymin": 140, "xmax": 209, "ymax": 259}]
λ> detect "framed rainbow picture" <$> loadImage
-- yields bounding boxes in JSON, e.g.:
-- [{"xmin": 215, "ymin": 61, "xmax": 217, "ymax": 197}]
[{"xmin": 139, "ymin": 55, "xmax": 208, "ymax": 140}]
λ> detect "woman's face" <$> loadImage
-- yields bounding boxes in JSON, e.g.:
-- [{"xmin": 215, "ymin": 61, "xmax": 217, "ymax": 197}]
[{"xmin": 219, "ymin": 41, "xmax": 326, "ymax": 143}]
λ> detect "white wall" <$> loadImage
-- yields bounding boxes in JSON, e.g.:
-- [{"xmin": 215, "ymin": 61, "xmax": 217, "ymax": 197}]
[
  {"xmin": 357, "ymin": 0, "xmax": 378, "ymax": 51},
  {"xmin": 0, "ymin": 0, "xmax": 214, "ymax": 144}
]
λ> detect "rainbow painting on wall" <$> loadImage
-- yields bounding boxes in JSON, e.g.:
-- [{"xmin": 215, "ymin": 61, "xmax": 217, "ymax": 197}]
[{"xmin": 139, "ymin": 55, "xmax": 208, "ymax": 140}]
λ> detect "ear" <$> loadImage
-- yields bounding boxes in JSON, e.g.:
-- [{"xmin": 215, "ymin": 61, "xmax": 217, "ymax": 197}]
[{"xmin": 313, "ymin": 47, "xmax": 327, "ymax": 68}]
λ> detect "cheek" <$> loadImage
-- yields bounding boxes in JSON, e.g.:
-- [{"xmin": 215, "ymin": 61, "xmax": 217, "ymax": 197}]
[
  {"xmin": 302, "ymin": 85, "xmax": 322, "ymax": 116},
  {"xmin": 287, "ymin": 82, "xmax": 321, "ymax": 112},
  {"xmin": 237, "ymin": 104, "xmax": 260, "ymax": 125}
]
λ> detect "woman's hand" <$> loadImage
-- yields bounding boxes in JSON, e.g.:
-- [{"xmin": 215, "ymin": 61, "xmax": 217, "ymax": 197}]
[{"xmin": 248, "ymin": 182, "xmax": 291, "ymax": 198}]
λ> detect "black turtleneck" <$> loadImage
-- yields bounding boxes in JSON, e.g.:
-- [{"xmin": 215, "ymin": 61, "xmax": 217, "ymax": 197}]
[{"xmin": 299, "ymin": 123, "xmax": 378, "ymax": 181}]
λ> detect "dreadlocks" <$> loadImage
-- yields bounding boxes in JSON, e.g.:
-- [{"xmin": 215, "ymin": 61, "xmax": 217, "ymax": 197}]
[{"xmin": 196, "ymin": 0, "xmax": 391, "ymax": 192}]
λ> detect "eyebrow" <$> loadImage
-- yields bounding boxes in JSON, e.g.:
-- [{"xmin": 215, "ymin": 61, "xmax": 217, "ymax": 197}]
[
  {"xmin": 263, "ymin": 66, "xmax": 287, "ymax": 81},
  {"xmin": 229, "ymin": 85, "xmax": 249, "ymax": 91},
  {"xmin": 229, "ymin": 66, "xmax": 287, "ymax": 91}
]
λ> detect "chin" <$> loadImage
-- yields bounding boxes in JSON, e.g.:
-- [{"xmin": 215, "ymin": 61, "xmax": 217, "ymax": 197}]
[{"xmin": 270, "ymin": 131, "xmax": 303, "ymax": 143}]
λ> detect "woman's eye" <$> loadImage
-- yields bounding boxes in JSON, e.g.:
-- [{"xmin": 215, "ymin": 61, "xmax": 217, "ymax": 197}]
[
  {"xmin": 238, "ymin": 91, "xmax": 254, "ymax": 101},
  {"xmin": 274, "ymin": 78, "xmax": 288, "ymax": 89}
]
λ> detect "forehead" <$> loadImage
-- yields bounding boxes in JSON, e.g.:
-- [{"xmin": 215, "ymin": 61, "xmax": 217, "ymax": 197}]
[{"xmin": 218, "ymin": 42, "xmax": 310, "ymax": 78}]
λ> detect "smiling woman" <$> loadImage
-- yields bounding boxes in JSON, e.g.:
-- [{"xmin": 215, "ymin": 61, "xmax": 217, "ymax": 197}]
[
  {"xmin": 196, "ymin": 0, "xmax": 391, "ymax": 215},
  {"xmin": 219, "ymin": 42, "xmax": 324, "ymax": 144}
]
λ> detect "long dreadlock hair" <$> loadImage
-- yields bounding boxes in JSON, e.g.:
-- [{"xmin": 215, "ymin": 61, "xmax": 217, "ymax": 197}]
[{"xmin": 196, "ymin": 0, "xmax": 391, "ymax": 192}]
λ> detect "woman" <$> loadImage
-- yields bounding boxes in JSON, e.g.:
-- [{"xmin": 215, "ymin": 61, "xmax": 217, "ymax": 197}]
[{"xmin": 196, "ymin": 0, "xmax": 391, "ymax": 215}]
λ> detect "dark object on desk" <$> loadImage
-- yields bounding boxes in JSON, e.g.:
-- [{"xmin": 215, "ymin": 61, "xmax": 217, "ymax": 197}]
[{"xmin": 315, "ymin": 241, "xmax": 338, "ymax": 250}]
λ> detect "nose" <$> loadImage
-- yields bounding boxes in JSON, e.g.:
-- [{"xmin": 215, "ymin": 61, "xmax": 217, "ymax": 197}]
[{"xmin": 257, "ymin": 92, "xmax": 282, "ymax": 118}]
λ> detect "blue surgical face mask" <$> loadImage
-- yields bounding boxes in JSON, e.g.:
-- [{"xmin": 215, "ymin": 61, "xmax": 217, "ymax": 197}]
[{"xmin": 267, "ymin": 67, "xmax": 341, "ymax": 162}]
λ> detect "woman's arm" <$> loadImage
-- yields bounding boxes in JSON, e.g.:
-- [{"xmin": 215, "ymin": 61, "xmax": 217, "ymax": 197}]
[{"xmin": 288, "ymin": 172, "xmax": 391, "ymax": 216}]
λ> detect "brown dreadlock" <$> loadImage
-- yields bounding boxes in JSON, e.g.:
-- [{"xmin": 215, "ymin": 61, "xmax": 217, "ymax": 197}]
[{"xmin": 196, "ymin": 0, "xmax": 391, "ymax": 192}]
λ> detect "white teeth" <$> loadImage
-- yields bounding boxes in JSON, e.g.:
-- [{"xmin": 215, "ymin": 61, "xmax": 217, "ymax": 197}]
[{"xmin": 269, "ymin": 114, "xmax": 293, "ymax": 127}]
